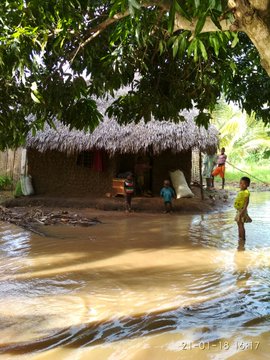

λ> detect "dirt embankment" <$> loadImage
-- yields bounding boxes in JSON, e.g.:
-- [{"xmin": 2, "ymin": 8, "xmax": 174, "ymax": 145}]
[
  {"xmin": 1, "ymin": 185, "xmax": 234, "ymax": 214},
  {"xmin": 2, "ymin": 181, "xmax": 270, "ymax": 213}
]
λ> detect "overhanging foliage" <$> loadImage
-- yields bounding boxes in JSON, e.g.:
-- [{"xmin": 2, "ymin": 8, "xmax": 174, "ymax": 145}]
[{"xmin": 0, "ymin": 0, "xmax": 269, "ymax": 149}]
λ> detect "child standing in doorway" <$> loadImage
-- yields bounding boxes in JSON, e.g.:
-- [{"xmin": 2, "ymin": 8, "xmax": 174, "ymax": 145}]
[
  {"xmin": 234, "ymin": 177, "xmax": 252, "ymax": 243},
  {"xmin": 124, "ymin": 173, "xmax": 135, "ymax": 212},
  {"xmin": 160, "ymin": 180, "xmax": 175, "ymax": 213}
]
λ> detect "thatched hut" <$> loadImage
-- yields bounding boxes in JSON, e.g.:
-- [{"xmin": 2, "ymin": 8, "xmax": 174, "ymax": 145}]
[{"xmin": 26, "ymin": 108, "xmax": 218, "ymax": 197}]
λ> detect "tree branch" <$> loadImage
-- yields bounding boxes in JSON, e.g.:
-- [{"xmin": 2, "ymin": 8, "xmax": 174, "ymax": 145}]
[
  {"xmin": 67, "ymin": 0, "xmax": 270, "ymax": 75},
  {"xmin": 70, "ymin": 10, "xmax": 130, "ymax": 64},
  {"xmin": 248, "ymin": 0, "xmax": 270, "ymax": 12},
  {"xmin": 70, "ymin": 1, "xmax": 169, "ymax": 64},
  {"xmin": 69, "ymin": 0, "xmax": 232, "ymax": 65},
  {"xmin": 174, "ymin": 14, "xmax": 232, "ymax": 33}
]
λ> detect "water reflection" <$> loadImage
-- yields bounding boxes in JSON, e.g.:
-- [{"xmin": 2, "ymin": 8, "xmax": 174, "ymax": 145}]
[{"xmin": 0, "ymin": 192, "xmax": 269, "ymax": 359}]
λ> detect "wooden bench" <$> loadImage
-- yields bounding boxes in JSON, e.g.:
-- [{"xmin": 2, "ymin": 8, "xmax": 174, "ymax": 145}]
[{"xmin": 112, "ymin": 178, "xmax": 125, "ymax": 196}]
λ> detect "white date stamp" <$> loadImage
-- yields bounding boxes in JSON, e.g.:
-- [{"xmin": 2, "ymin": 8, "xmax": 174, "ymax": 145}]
[{"xmin": 178, "ymin": 340, "xmax": 260, "ymax": 351}]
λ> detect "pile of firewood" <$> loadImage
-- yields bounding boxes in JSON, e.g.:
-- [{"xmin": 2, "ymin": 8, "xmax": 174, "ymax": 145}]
[{"xmin": 0, "ymin": 206, "xmax": 101, "ymax": 236}]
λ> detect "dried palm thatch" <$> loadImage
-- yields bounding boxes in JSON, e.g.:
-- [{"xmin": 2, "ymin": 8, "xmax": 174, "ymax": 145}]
[{"xmin": 26, "ymin": 108, "xmax": 219, "ymax": 155}]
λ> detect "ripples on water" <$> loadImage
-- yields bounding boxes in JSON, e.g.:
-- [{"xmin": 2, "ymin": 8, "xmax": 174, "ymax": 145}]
[{"xmin": 0, "ymin": 192, "xmax": 269, "ymax": 359}]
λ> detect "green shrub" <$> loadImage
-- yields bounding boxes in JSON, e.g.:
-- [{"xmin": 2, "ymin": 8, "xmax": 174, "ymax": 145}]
[{"xmin": 0, "ymin": 175, "xmax": 13, "ymax": 190}]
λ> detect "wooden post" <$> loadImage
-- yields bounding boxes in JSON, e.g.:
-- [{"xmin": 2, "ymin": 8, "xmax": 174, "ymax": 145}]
[{"xmin": 199, "ymin": 150, "xmax": 204, "ymax": 200}]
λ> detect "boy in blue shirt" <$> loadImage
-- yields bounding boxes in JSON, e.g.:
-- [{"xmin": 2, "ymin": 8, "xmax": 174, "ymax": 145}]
[{"xmin": 160, "ymin": 180, "xmax": 175, "ymax": 213}]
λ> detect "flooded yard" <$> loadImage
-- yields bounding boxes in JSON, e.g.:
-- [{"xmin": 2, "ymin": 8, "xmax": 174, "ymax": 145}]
[{"xmin": 0, "ymin": 192, "xmax": 269, "ymax": 359}]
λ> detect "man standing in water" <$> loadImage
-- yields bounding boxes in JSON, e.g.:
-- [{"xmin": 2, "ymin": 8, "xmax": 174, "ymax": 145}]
[{"xmin": 211, "ymin": 147, "xmax": 227, "ymax": 189}]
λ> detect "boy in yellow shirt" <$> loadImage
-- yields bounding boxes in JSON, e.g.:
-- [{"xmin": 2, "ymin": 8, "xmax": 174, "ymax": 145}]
[{"xmin": 234, "ymin": 177, "xmax": 252, "ymax": 242}]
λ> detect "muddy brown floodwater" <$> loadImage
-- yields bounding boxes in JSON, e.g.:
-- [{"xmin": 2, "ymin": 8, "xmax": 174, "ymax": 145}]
[{"xmin": 0, "ymin": 192, "xmax": 269, "ymax": 360}]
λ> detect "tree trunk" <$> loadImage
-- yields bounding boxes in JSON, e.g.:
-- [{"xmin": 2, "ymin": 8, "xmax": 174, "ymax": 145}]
[
  {"xmin": 172, "ymin": 0, "xmax": 270, "ymax": 75},
  {"xmin": 228, "ymin": 0, "xmax": 270, "ymax": 75}
]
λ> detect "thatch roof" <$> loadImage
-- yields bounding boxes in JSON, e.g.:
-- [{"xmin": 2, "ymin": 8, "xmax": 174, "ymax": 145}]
[{"xmin": 26, "ymin": 108, "xmax": 219, "ymax": 155}]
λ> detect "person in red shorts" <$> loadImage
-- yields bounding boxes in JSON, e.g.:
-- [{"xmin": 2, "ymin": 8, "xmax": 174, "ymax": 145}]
[{"xmin": 211, "ymin": 147, "xmax": 227, "ymax": 189}]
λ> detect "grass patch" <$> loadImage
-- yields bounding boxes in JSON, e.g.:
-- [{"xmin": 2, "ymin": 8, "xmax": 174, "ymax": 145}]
[
  {"xmin": 226, "ymin": 165, "xmax": 270, "ymax": 184},
  {"xmin": 214, "ymin": 165, "xmax": 270, "ymax": 185}
]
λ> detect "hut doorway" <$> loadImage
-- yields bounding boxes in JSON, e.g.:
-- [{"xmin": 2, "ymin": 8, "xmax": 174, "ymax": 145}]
[
  {"xmin": 116, "ymin": 154, "xmax": 136, "ymax": 178},
  {"xmin": 115, "ymin": 154, "xmax": 153, "ymax": 196},
  {"xmin": 134, "ymin": 154, "xmax": 152, "ymax": 196}
]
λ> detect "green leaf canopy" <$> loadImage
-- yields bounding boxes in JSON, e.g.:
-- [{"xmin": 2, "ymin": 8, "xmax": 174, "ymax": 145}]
[{"xmin": 0, "ymin": 0, "xmax": 269, "ymax": 149}]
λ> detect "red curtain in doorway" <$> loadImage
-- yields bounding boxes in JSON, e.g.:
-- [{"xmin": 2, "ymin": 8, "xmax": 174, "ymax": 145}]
[{"xmin": 92, "ymin": 150, "xmax": 103, "ymax": 172}]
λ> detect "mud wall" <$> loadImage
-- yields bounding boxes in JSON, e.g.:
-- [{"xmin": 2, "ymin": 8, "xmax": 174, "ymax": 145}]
[
  {"xmin": 27, "ymin": 149, "xmax": 116, "ymax": 196},
  {"xmin": 27, "ymin": 149, "xmax": 192, "ymax": 197}
]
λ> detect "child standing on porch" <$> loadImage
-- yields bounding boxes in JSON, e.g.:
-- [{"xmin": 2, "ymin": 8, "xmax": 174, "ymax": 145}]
[
  {"xmin": 124, "ymin": 173, "xmax": 135, "ymax": 212},
  {"xmin": 160, "ymin": 180, "xmax": 175, "ymax": 213}
]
